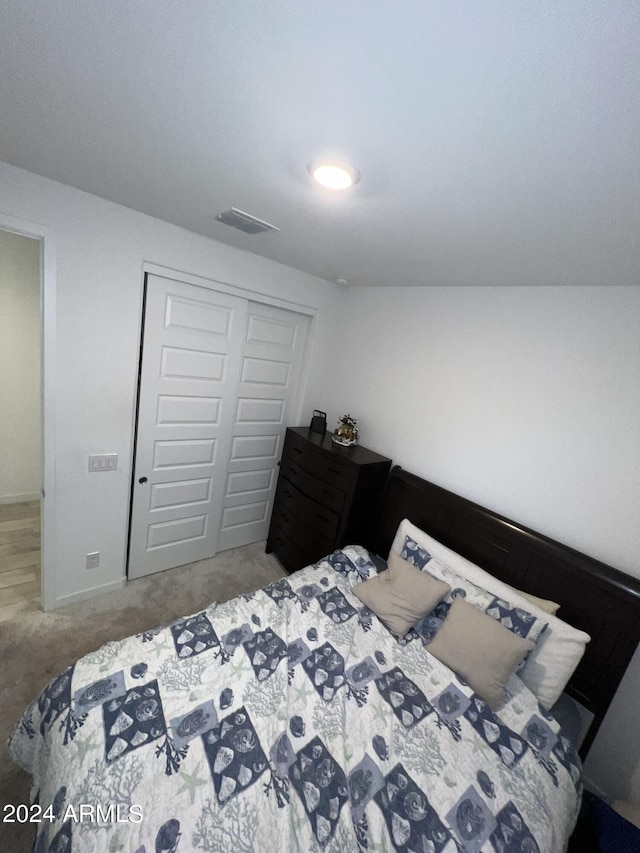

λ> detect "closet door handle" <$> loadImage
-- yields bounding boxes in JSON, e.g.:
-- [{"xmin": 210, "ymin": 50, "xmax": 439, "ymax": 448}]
[{"xmin": 138, "ymin": 476, "xmax": 148, "ymax": 484}]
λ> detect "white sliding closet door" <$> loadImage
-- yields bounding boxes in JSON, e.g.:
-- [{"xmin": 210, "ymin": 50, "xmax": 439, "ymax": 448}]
[
  {"xmin": 216, "ymin": 302, "xmax": 310, "ymax": 551},
  {"xmin": 128, "ymin": 274, "xmax": 309, "ymax": 579}
]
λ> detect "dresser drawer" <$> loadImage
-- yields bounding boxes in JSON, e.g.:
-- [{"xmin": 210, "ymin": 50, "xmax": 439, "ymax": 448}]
[
  {"xmin": 284, "ymin": 430, "xmax": 352, "ymax": 491},
  {"xmin": 268, "ymin": 525, "xmax": 311, "ymax": 574},
  {"xmin": 280, "ymin": 456, "xmax": 346, "ymax": 514},
  {"xmin": 275, "ymin": 476, "xmax": 340, "ymax": 540},
  {"xmin": 270, "ymin": 500, "xmax": 334, "ymax": 561}
]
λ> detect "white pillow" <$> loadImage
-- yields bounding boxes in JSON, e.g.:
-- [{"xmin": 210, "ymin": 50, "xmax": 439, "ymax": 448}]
[{"xmin": 390, "ymin": 519, "xmax": 591, "ymax": 708}]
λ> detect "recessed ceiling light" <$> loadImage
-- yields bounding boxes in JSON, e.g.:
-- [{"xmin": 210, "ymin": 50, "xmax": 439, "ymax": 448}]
[{"xmin": 309, "ymin": 160, "xmax": 360, "ymax": 190}]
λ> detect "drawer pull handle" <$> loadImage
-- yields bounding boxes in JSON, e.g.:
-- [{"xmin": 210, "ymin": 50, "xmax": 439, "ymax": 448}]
[
  {"xmin": 327, "ymin": 467, "xmax": 342, "ymax": 476},
  {"xmin": 293, "ymin": 447, "xmax": 302, "ymax": 454},
  {"xmin": 317, "ymin": 514, "xmax": 331, "ymax": 524},
  {"xmin": 283, "ymin": 490, "xmax": 293, "ymax": 498},
  {"xmin": 322, "ymin": 489, "xmax": 335, "ymax": 498}
]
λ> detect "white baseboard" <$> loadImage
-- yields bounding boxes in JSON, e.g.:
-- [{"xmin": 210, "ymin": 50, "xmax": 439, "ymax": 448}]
[
  {"xmin": 0, "ymin": 492, "xmax": 40, "ymax": 504},
  {"xmin": 50, "ymin": 577, "xmax": 126, "ymax": 611}
]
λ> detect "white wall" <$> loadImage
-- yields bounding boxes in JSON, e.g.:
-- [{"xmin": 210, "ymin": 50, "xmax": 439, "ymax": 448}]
[
  {"xmin": 323, "ymin": 285, "xmax": 639, "ymax": 576},
  {"xmin": 321, "ymin": 283, "xmax": 640, "ymax": 804},
  {"xmin": 0, "ymin": 161, "xmax": 340, "ymax": 606},
  {"xmin": 0, "ymin": 230, "xmax": 41, "ymax": 502}
]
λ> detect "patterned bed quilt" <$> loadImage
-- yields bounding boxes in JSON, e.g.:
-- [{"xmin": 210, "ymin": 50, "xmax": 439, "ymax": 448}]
[{"xmin": 9, "ymin": 546, "xmax": 582, "ymax": 852}]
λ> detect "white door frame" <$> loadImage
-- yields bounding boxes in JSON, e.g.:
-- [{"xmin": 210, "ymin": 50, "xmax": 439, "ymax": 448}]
[
  {"xmin": 0, "ymin": 212, "xmax": 57, "ymax": 612},
  {"xmin": 128, "ymin": 263, "xmax": 318, "ymax": 574}
]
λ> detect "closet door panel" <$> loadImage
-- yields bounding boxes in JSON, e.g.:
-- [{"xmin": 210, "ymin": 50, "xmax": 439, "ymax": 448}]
[
  {"xmin": 128, "ymin": 275, "xmax": 246, "ymax": 578},
  {"xmin": 216, "ymin": 302, "xmax": 310, "ymax": 552}
]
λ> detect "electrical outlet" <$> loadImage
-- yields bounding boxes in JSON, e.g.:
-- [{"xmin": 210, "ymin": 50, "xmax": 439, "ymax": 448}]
[{"xmin": 86, "ymin": 551, "xmax": 100, "ymax": 570}]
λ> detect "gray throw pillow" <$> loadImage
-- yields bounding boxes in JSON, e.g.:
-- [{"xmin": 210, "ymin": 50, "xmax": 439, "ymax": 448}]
[
  {"xmin": 427, "ymin": 596, "xmax": 535, "ymax": 710},
  {"xmin": 353, "ymin": 550, "xmax": 450, "ymax": 638}
]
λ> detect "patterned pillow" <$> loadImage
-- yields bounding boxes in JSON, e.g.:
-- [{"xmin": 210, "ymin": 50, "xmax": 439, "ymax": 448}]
[
  {"xmin": 401, "ymin": 536, "xmax": 548, "ymax": 662},
  {"xmin": 401, "ymin": 536, "xmax": 433, "ymax": 570}
]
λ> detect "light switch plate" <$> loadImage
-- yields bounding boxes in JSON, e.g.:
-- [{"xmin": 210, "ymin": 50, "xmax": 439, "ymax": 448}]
[{"xmin": 88, "ymin": 454, "xmax": 118, "ymax": 472}]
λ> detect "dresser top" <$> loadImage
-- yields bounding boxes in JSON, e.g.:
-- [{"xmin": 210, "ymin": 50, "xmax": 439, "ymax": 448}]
[{"xmin": 287, "ymin": 426, "xmax": 391, "ymax": 466}]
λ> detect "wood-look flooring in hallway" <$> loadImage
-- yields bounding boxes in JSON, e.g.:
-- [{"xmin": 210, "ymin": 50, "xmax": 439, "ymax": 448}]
[{"xmin": 0, "ymin": 500, "xmax": 41, "ymax": 618}]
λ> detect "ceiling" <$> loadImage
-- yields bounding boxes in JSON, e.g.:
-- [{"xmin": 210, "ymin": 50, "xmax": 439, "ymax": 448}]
[{"xmin": 1, "ymin": 1, "xmax": 638, "ymax": 287}]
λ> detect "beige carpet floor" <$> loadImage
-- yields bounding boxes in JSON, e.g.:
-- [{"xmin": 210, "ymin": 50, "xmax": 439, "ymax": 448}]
[{"xmin": 0, "ymin": 541, "xmax": 285, "ymax": 852}]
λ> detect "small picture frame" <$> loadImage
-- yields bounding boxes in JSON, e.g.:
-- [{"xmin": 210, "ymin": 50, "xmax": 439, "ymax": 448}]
[{"xmin": 309, "ymin": 410, "xmax": 327, "ymax": 435}]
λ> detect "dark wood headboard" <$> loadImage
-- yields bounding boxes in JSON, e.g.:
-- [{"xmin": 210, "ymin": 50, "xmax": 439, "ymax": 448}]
[{"xmin": 374, "ymin": 466, "xmax": 640, "ymax": 758}]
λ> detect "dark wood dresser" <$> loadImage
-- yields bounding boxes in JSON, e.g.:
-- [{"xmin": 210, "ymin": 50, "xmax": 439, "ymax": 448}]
[{"xmin": 266, "ymin": 426, "xmax": 391, "ymax": 573}]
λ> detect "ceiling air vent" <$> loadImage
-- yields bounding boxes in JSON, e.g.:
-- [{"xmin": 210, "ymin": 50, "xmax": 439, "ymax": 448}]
[{"xmin": 215, "ymin": 207, "xmax": 280, "ymax": 235}]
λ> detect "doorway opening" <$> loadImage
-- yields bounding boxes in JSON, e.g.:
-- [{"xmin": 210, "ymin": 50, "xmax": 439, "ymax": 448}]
[{"xmin": 0, "ymin": 229, "xmax": 42, "ymax": 615}]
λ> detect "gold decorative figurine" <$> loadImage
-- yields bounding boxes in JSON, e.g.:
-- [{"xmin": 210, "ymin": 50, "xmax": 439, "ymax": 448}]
[{"xmin": 332, "ymin": 414, "xmax": 358, "ymax": 446}]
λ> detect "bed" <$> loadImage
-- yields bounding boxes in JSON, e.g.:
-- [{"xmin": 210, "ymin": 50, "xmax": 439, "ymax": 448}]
[{"xmin": 9, "ymin": 466, "xmax": 640, "ymax": 852}]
